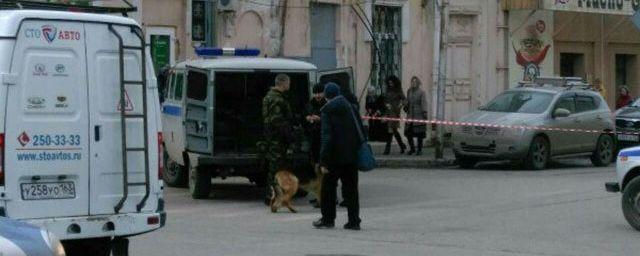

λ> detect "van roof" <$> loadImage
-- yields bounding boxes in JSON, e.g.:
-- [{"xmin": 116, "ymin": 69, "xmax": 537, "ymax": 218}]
[
  {"xmin": 0, "ymin": 10, "xmax": 138, "ymax": 37},
  {"xmin": 175, "ymin": 58, "xmax": 318, "ymax": 71}
]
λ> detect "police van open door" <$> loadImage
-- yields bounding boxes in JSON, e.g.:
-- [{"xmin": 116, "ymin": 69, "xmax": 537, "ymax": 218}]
[
  {"xmin": 184, "ymin": 68, "xmax": 213, "ymax": 155},
  {"xmin": 317, "ymin": 67, "xmax": 354, "ymax": 95}
]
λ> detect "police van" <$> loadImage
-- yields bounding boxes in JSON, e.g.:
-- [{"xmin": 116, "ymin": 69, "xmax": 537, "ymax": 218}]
[
  {"xmin": 161, "ymin": 48, "xmax": 353, "ymax": 198},
  {"xmin": 0, "ymin": 2, "xmax": 164, "ymax": 255},
  {"xmin": 606, "ymin": 146, "xmax": 640, "ymax": 231}
]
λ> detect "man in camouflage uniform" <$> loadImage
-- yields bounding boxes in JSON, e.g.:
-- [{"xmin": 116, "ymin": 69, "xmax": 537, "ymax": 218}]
[{"xmin": 261, "ymin": 74, "xmax": 294, "ymax": 204}]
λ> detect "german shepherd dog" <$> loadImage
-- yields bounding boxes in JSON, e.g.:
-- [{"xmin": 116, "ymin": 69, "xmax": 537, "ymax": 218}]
[{"xmin": 270, "ymin": 164, "xmax": 324, "ymax": 213}]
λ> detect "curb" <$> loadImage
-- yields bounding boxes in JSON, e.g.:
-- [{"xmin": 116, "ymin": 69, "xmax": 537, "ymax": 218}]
[{"xmin": 375, "ymin": 157, "xmax": 457, "ymax": 169}]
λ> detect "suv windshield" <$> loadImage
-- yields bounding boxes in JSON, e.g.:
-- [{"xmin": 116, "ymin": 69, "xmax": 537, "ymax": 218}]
[{"xmin": 483, "ymin": 91, "xmax": 554, "ymax": 114}]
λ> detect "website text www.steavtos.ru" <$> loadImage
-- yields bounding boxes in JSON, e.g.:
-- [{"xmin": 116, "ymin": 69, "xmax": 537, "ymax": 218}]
[{"xmin": 17, "ymin": 151, "xmax": 82, "ymax": 161}]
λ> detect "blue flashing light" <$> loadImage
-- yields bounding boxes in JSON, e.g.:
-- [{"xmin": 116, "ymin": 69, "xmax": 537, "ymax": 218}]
[{"xmin": 195, "ymin": 47, "xmax": 261, "ymax": 57}]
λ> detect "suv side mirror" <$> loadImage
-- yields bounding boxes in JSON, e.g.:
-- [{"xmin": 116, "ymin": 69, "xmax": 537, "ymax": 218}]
[
  {"xmin": 553, "ymin": 108, "xmax": 571, "ymax": 118},
  {"xmin": 478, "ymin": 105, "xmax": 485, "ymax": 110}
]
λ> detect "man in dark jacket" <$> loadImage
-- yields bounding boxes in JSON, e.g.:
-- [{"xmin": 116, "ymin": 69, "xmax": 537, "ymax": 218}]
[{"xmin": 313, "ymin": 83, "xmax": 363, "ymax": 230}]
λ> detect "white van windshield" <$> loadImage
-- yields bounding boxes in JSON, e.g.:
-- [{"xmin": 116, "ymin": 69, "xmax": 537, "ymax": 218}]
[{"xmin": 484, "ymin": 91, "xmax": 554, "ymax": 114}]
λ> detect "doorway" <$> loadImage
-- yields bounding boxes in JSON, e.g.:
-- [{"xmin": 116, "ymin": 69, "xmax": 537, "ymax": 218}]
[
  {"xmin": 615, "ymin": 54, "xmax": 638, "ymax": 96},
  {"xmin": 146, "ymin": 27, "xmax": 176, "ymax": 75}
]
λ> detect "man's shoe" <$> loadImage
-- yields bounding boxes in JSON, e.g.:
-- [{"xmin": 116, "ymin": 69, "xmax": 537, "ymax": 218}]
[
  {"xmin": 343, "ymin": 222, "xmax": 361, "ymax": 230},
  {"xmin": 407, "ymin": 150, "xmax": 415, "ymax": 155},
  {"xmin": 339, "ymin": 200, "xmax": 348, "ymax": 207},
  {"xmin": 312, "ymin": 219, "xmax": 335, "ymax": 229}
]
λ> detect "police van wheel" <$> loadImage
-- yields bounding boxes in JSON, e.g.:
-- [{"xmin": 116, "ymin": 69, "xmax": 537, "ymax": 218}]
[
  {"xmin": 189, "ymin": 165, "xmax": 212, "ymax": 199},
  {"xmin": 163, "ymin": 151, "xmax": 188, "ymax": 188},
  {"xmin": 622, "ymin": 176, "xmax": 640, "ymax": 231}
]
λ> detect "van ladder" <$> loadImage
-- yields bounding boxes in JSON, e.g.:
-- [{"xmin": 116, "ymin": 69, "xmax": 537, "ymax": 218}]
[{"xmin": 109, "ymin": 25, "xmax": 151, "ymax": 213}]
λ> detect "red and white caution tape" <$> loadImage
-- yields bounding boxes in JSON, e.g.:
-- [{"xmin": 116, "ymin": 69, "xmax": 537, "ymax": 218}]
[{"xmin": 362, "ymin": 115, "xmax": 640, "ymax": 136}]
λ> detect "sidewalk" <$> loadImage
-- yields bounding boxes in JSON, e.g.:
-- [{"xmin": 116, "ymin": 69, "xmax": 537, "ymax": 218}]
[{"xmin": 370, "ymin": 142, "xmax": 457, "ymax": 169}]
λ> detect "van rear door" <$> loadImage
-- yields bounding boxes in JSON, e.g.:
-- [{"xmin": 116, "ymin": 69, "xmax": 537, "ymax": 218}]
[
  {"xmin": 85, "ymin": 23, "xmax": 158, "ymax": 215},
  {"xmin": 5, "ymin": 20, "xmax": 89, "ymax": 219}
]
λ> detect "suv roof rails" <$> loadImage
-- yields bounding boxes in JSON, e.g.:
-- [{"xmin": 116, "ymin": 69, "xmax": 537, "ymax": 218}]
[
  {"xmin": 0, "ymin": 0, "xmax": 137, "ymax": 17},
  {"xmin": 517, "ymin": 76, "xmax": 595, "ymax": 91}
]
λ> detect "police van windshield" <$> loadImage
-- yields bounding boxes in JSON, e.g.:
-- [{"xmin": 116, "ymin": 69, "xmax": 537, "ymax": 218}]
[{"xmin": 214, "ymin": 72, "xmax": 309, "ymax": 153}]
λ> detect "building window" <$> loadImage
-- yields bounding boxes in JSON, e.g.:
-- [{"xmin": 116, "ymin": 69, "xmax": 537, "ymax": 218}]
[
  {"xmin": 559, "ymin": 53, "xmax": 585, "ymax": 79},
  {"xmin": 192, "ymin": 0, "xmax": 215, "ymax": 46},
  {"xmin": 372, "ymin": 5, "xmax": 402, "ymax": 93}
]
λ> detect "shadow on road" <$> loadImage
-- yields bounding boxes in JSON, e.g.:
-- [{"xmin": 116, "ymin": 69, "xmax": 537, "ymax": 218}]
[
  {"xmin": 467, "ymin": 158, "xmax": 602, "ymax": 172},
  {"xmin": 209, "ymin": 182, "xmax": 264, "ymax": 201}
]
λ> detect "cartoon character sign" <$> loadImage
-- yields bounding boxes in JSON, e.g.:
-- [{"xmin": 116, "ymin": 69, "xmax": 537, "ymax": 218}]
[{"xmin": 513, "ymin": 20, "xmax": 552, "ymax": 82}]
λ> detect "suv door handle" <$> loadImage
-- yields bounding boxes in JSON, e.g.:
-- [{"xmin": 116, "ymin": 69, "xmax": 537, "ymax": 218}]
[{"xmin": 574, "ymin": 118, "xmax": 582, "ymax": 123}]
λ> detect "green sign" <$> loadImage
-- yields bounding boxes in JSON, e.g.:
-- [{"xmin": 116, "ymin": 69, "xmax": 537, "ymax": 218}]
[{"xmin": 150, "ymin": 35, "xmax": 171, "ymax": 75}]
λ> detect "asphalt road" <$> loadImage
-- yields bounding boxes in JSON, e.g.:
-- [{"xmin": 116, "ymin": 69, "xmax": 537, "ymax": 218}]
[{"xmin": 131, "ymin": 159, "xmax": 639, "ymax": 256}]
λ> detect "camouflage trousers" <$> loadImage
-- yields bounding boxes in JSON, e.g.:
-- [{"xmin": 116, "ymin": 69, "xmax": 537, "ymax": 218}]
[{"xmin": 258, "ymin": 140, "xmax": 289, "ymax": 187}]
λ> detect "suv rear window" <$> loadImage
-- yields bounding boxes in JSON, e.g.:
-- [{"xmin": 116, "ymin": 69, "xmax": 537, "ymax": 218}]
[
  {"xmin": 576, "ymin": 96, "xmax": 598, "ymax": 113},
  {"xmin": 484, "ymin": 91, "xmax": 554, "ymax": 114}
]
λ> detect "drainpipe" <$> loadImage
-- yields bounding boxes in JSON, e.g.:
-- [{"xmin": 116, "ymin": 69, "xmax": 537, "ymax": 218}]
[
  {"xmin": 431, "ymin": 0, "xmax": 441, "ymax": 146},
  {"xmin": 279, "ymin": 0, "xmax": 288, "ymax": 57},
  {"xmin": 435, "ymin": 0, "xmax": 449, "ymax": 159}
]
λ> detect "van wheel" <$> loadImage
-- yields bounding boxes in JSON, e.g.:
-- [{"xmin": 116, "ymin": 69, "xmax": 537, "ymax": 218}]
[
  {"xmin": 63, "ymin": 238, "xmax": 111, "ymax": 256},
  {"xmin": 591, "ymin": 134, "xmax": 614, "ymax": 167},
  {"xmin": 622, "ymin": 176, "xmax": 640, "ymax": 231},
  {"xmin": 163, "ymin": 151, "xmax": 188, "ymax": 188},
  {"xmin": 524, "ymin": 136, "xmax": 549, "ymax": 170},
  {"xmin": 189, "ymin": 165, "xmax": 211, "ymax": 199}
]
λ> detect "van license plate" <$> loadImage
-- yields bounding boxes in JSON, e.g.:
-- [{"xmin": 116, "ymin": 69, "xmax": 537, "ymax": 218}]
[
  {"xmin": 20, "ymin": 182, "xmax": 76, "ymax": 200},
  {"xmin": 618, "ymin": 134, "xmax": 640, "ymax": 142}
]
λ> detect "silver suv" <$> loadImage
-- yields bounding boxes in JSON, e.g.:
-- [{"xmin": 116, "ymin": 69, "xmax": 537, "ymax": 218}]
[{"xmin": 453, "ymin": 78, "xmax": 615, "ymax": 170}]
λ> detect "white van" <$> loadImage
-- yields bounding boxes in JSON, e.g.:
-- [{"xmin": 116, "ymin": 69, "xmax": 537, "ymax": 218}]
[
  {"xmin": 0, "ymin": 9, "xmax": 164, "ymax": 255},
  {"xmin": 161, "ymin": 54, "xmax": 352, "ymax": 199}
]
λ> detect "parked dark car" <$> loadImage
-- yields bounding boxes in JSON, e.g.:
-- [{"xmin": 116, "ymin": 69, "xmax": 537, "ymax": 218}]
[{"xmin": 615, "ymin": 98, "xmax": 640, "ymax": 151}]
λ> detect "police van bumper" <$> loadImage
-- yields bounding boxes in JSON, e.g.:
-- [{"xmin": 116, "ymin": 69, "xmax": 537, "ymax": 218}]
[{"xmin": 25, "ymin": 210, "xmax": 165, "ymax": 241}]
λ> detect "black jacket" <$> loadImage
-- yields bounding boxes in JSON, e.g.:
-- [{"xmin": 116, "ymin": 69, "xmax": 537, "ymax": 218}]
[{"xmin": 320, "ymin": 96, "xmax": 364, "ymax": 166}]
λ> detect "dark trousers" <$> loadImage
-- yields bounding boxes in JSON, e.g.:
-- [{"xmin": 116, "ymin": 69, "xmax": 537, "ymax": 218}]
[
  {"xmin": 321, "ymin": 164, "xmax": 361, "ymax": 224},
  {"xmin": 407, "ymin": 135, "xmax": 425, "ymax": 153},
  {"xmin": 385, "ymin": 128, "xmax": 406, "ymax": 152}
]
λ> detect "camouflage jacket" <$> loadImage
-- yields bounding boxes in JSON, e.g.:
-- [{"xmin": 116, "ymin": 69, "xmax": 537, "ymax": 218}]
[{"xmin": 262, "ymin": 88, "xmax": 293, "ymax": 142}]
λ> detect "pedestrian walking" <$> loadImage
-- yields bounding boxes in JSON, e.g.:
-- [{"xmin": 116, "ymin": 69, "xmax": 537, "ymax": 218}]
[
  {"xmin": 404, "ymin": 76, "xmax": 428, "ymax": 156},
  {"xmin": 261, "ymin": 74, "xmax": 294, "ymax": 205},
  {"xmin": 313, "ymin": 82, "xmax": 362, "ymax": 230},
  {"xmin": 382, "ymin": 75, "xmax": 406, "ymax": 155},
  {"xmin": 617, "ymin": 86, "xmax": 633, "ymax": 109},
  {"xmin": 365, "ymin": 86, "xmax": 387, "ymax": 142}
]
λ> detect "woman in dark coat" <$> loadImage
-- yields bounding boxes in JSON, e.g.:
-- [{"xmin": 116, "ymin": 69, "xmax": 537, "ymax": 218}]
[
  {"xmin": 365, "ymin": 86, "xmax": 387, "ymax": 142},
  {"xmin": 383, "ymin": 75, "xmax": 406, "ymax": 155},
  {"xmin": 404, "ymin": 76, "xmax": 428, "ymax": 155}
]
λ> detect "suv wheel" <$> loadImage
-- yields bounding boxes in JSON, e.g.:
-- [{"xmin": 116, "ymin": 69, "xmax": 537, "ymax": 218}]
[
  {"xmin": 591, "ymin": 134, "xmax": 614, "ymax": 167},
  {"xmin": 163, "ymin": 151, "xmax": 188, "ymax": 188},
  {"xmin": 524, "ymin": 136, "xmax": 549, "ymax": 170},
  {"xmin": 456, "ymin": 155, "xmax": 478, "ymax": 169},
  {"xmin": 189, "ymin": 165, "xmax": 212, "ymax": 199},
  {"xmin": 622, "ymin": 176, "xmax": 640, "ymax": 231}
]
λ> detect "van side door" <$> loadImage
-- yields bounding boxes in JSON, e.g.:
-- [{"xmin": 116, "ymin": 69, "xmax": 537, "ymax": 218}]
[
  {"xmin": 184, "ymin": 68, "xmax": 213, "ymax": 155},
  {"xmin": 162, "ymin": 71, "xmax": 187, "ymax": 165}
]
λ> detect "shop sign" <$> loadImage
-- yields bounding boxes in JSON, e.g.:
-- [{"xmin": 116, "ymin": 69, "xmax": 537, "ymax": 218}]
[{"xmin": 543, "ymin": 0, "xmax": 640, "ymax": 15}]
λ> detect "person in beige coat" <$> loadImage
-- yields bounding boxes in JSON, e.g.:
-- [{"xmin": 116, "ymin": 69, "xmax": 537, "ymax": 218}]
[{"xmin": 403, "ymin": 76, "xmax": 428, "ymax": 155}]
